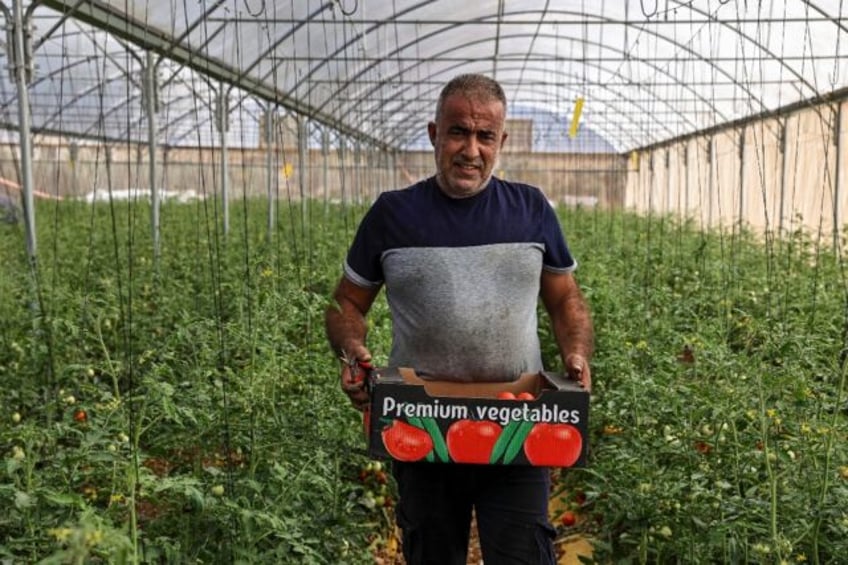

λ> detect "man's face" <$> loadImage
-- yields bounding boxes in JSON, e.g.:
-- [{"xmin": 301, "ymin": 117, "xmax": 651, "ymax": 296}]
[{"xmin": 428, "ymin": 93, "xmax": 508, "ymax": 198}]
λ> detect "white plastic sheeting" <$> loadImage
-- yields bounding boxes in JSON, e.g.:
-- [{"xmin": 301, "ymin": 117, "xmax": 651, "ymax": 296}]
[{"xmin": 3, "ymin": 0, "xmax": 847, "ymax": 152}]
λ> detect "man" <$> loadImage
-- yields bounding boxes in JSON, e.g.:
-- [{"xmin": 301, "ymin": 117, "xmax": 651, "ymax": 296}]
[{"xmin": 325, "ymin": 73, "xmax": 594, "ymax": 564}]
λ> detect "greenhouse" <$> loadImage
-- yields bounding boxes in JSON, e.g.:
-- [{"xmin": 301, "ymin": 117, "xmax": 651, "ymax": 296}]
[{"xmin": 1, "ymin": 0, "xmax": 846, "ymax": 563}]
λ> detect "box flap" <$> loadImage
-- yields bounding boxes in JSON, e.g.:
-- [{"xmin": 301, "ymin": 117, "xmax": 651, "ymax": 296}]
[{"xmin": 371, "ymin": 367, "xmax": 586, "ymax": 398}]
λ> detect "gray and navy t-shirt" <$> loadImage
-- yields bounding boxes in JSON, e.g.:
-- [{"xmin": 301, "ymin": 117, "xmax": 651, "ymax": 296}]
[{"xmin": 344, "ymin": 176, "xmax": 576, "ymax": 382}]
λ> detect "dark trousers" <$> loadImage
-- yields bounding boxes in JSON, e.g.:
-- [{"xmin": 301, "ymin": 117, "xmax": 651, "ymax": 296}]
[{"xmin": 391, "ymin": 462, "xmax": 556, "ymax": 565}]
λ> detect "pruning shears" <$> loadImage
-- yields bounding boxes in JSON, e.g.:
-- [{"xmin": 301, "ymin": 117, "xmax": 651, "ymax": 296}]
[{"xmin": 340, "ymin": 351, "xmax": 374, "ymax": 389}]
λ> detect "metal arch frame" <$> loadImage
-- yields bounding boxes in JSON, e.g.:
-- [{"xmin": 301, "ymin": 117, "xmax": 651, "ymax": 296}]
[
  {"xmin": 329, "ymin": 31, "xmax": 747, "ymax": 151},
  {"xmin": 676, "ymin": 0, "xmax": 818, "ymax": 102},
  {"xmin": 15, "ymin": 0, "xmax": 848, "ymax": 152},
  {"xmin": 38, "ymin": 0, "xmax": 390, "ymax": 150},
  {"xmin": 27, "ymin": 47, "xmax": 142, "ymax": 134},
  {"xmin": 23, "ymin": 8, "xmax": 150, "ymax": 139},
  {"xmin": 163, "ymin": 91, "xmax": 263, "ymax": 147},
  {"xmin": 355, "ymin": 76, "xmax": 669, "ymax": 152},
  {"xmin": 34, "ymin": 69, "xmax": 134, "ymax": 136},
  {"xmin": 289, "ymin": 3, "xmax": 829, "ymax": 149},
  {"xmin": 31, "ymin": 5, "xmax": 215, "ymax": 140},
  {"xmin": 803, "ymin": 0, "xmax": 848, "ymax": 44},
  {"xmin": 383, "ymin": 84, "xmax": 686, "ymax": 153},
  {"xmin": 0, "ymin": 55, "xmax": 90, "ymax": 110},
  {"xmin": 155, "ymin": 71, "xmax": 226, "ymax": 146},
  {"xmin": 290, "ymin": 7, "xmax": 778, "ymax": 151}
]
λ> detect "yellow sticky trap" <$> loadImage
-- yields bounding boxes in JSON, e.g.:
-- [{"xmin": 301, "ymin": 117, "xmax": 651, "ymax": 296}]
[
  {"xmin": 630, "ymin": 151, "xmax": 639, "ymax": 169},
  {"xmin": 569, "ymin": 97, "xmax": 584, "ymax": 139},
  {"xmin": 282, "ymin": 163, "xmax": 294, "ymax": 179},
  {"xmin": 498, "ymin": 169, "xmax": 505, "ymax": 178}
]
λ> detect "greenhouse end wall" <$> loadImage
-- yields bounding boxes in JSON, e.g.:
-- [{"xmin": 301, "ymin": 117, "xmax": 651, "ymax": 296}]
[
  {"xmin": 626, "ymin": 98, "xmax": 847, "ymax": 241},
  {"xmin": 0, "ymin": 143, "xmax": 627, "ymax": 209}
]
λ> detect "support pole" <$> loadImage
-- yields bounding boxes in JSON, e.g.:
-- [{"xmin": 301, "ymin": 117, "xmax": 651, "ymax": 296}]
[
  {"xmin": 217, "ymin": 83, "xmax": 230, "ymax": 237},
  {"xmin": 354, "ymin": 140, "xmax": 362, "ymax": 204},
  {"xmin": 69, "ymin": 142, "xmax": 80, "ymax": 196},
  {"xmin": 683, "ymin": 144, "xmax": 689, "ymax": 217},
  {"xmin": 707, "ymin": 136, "xmax": 714, "ymax": 228},
  {"xmin": 738, "ymin": 127, "xmax": 746, "ymax": 231},
  {"xmin": 665, "ymin": 149, "xmax": 671, "ymax": 216},
  {"xmin": 390, "ymin": 150, "xmax": 398, "ymax": 190},
  {"xmin": 297, "ymin": 116, "xmax": 308, "ymax": 230},
  {"xmin": 338, "ymin": 139, "xmax": 347, "ymax": 207},
  {"xmin": 321, "ymin": 127, "xmax": 330, "ymax": 216},
  {"xmin": 143, "ymin": 51, "xmax": 160, "ymax": 262},
  {"xmin": 265, "ymin": 108, "xmax": 275, "ymax": 242},
  {"xmin": 648, "ymin": 152, "xmax": 654, "ymax": 213},
  {"xmin": 9, "ymin": 0, "xmax": 36, "ymax": 261},
  {"xmin": 833, "ymin": 104, "xmax": 842, "ymax": 251},
  {"xmin": 778, "ymin": 119, "xmax": 788, "ymax": 236}
]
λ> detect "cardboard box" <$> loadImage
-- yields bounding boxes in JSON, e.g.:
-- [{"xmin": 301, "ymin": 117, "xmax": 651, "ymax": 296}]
[{"xmin": 366, "ymin": 367, "xmax": 589, "ymax": 467}]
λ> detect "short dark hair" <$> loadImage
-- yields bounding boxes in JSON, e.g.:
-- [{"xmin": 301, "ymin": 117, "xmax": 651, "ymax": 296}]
[{"xmin": 435, "ymin": 74, "xmax": 507, "ymax": 120}]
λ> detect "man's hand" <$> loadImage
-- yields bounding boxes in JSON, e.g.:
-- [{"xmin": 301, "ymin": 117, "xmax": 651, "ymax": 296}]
[
  {"xmin": 325, "ymin": 276, "xmax": 381, "ymax": 411},
  {"xmin": 540, "ymin": 271, "xmax": 594, "ymax": 396},
  {"xmin": 340, "ymin": 346, "xmax": 372, "ymax": 411},
  {"xmin": 565, "ymin": 353, "xmax": 592, "ymax": 394}
]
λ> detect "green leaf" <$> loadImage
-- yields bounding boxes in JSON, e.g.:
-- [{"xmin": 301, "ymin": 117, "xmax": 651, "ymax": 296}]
[
  {"xmin": 419, "ymin": 418, "xmax": 449, "ymax": 463},
  {"xmin": 14, "ymin": 490, "xmax": 33, "ymax": 509}
]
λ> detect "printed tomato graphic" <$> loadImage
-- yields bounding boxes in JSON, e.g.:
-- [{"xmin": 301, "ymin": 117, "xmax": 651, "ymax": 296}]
[
  {"xmin": 523, "ymin": 423, "xmax": 583, "ymax": 467},
  {"xmin": 381, "ymin": 420, "xmax": 433, "ymax": 462},
  {"xmin": 446, "ymin": 420, "xmax": 502, "ymax": 464}
]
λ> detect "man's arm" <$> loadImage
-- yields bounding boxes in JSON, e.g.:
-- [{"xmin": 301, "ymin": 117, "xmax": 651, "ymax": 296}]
[
  {"xmin": 540, "ymin": 270, "xmax": 594, "ymax": 392},
  {"xmin": 325, "ymin": 276, "xmax": 381, "ymax": 409}
]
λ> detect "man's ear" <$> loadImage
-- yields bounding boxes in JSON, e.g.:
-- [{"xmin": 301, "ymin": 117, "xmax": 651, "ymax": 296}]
[
  {"xmin": 500, "ymin": 131, "xmax": 509, "ymax": 149},
  {"xmin": 427, "ymin": 122, "xmax": 437, "ymax": 146}
]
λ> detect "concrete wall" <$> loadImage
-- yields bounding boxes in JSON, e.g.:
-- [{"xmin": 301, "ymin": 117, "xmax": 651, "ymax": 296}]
[
  {"xmin": 0, "ymin": 141, "xmax": 627, "ymax": 209},
  {"xmin": 7, "ymin": 96, "xmax": 842, "ymax": 241},
  {"xmin": 625, "ymin": 99, "xmax": 844, "ymax": 241}
]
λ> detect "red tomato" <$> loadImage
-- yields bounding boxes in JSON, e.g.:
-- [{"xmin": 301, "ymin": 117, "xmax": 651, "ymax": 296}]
[
  {"xmin": 446, "ymin": 420, "xmax": 502, "ymax": 463},
  {"xmin": 523, "ymin": 423, "xmax": 582, "ymax": 467},
  {"xmin": 574, "ymin": 490, "xmax": 587, "ymax": 505},
  {"xmin": 496, "ymin": 391, "xmax": 516, "ymax": 400},
  {"xmin": 73, "ymin": 409, "xmax": 88, "ymax": 423},
  {"xmin": 560, "ymin": 510, "xmax": 577, "ymax": 527},
  {"xmin": 516, "ymin": 391, "xmax": 535, "ymax": 401},
  {"xmin": 381, "ymin": 420, "xmax": 433, "ymax": 462}
]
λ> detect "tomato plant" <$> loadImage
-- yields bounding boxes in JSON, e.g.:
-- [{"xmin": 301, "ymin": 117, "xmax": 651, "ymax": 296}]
[
  {"xmin": 523, "ymin": 423, "xmax": 582, "ymax": 467},
  {"xmin": 446, "ymin": 420, "xmax": 502, "ymax": 463},
  {"xmin": 381, "ymin": 420, "xmax": 433, "ymax": 462},
  {"xmin": 2, "ymin": 202, "xmax": 848, "ymax": 564}
]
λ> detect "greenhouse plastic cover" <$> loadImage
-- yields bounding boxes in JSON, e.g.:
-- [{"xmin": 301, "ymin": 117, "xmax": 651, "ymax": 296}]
[{"xmin": 2, "ymin": 0, "xmax": 847, "ymax": 152}]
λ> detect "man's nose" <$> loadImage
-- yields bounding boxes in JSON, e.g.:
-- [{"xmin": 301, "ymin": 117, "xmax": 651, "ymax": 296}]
[{"xmin": 460, "ymin": 134, "xmax": 480, "ymax": 159}]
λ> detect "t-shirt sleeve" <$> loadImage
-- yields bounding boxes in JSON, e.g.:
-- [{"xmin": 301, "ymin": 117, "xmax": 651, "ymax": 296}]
[
  {"xmin": 343, "ymin": 197, "xmax": 386, "ymax": 287},
  {"xmin": 540, "ymin": 200, "xmax": 577, "ymax": 273}
]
